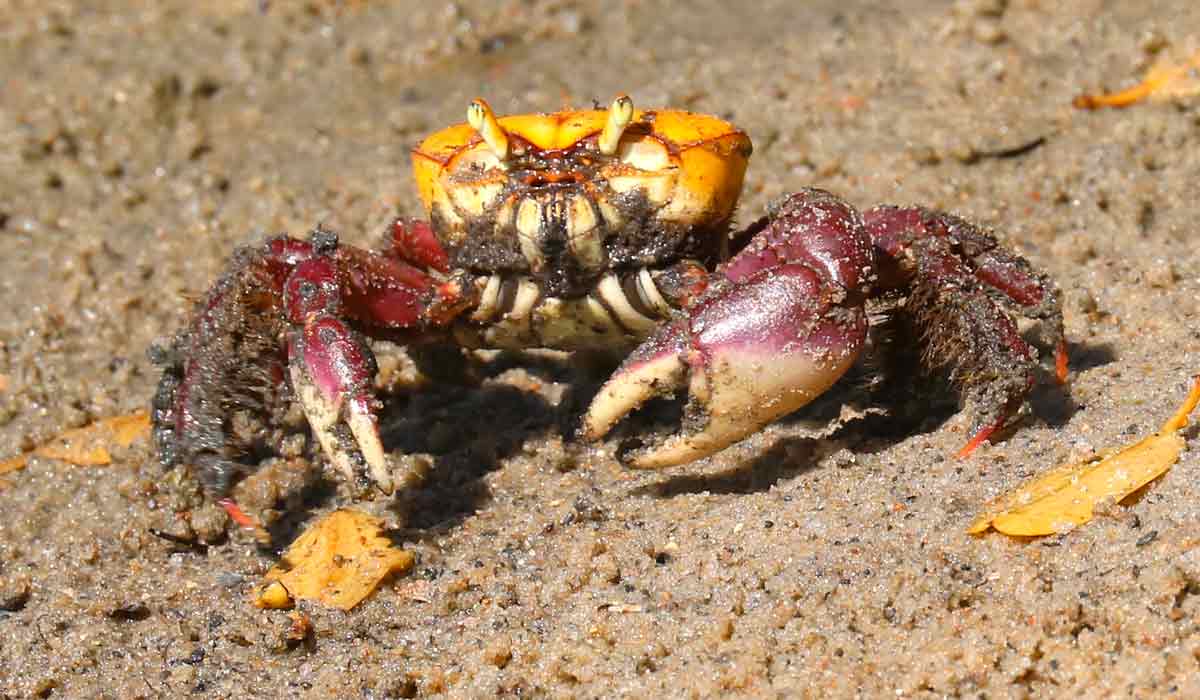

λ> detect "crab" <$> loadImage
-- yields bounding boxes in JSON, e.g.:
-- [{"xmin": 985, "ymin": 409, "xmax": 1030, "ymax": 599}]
[{"xmin": 151, "ymin": 95, "xmax": 1068, "ymax": 498}]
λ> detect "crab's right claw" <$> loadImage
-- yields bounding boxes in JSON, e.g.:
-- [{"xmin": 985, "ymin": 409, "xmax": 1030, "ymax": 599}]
[{"xmin": 581, "ymin": 264, "xmax": 868, "ymax": 468}]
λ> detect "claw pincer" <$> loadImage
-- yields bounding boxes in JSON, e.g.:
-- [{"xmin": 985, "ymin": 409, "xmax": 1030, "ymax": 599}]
[
  {"xmin": 583, "ymin": 190, "xmax": 874, "ymax": 467},
  {"xmin": 283, "ymin": 235, "xmax": 392, "ymax": 493}
]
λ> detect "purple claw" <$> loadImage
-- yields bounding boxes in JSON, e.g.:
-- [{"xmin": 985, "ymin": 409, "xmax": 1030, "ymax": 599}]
[
  {"xmin": 724, "ymin": 189, "xmax": 874, "ymax": 296},
  {"xmin": 152, "ymin": 221, "xmax": 472, "ymax": 497},
  {"xmin": 288, "ymin": 314, "xmax": 391, "ymax": 493},
  {"xmin": 582, "ymin": 262, "xmax": 868, "ymax": 468},
  {"xmin": 583, "ymin": 189, "xmax": 875, "ymax": 467},
  {"xmin": 283, "ymin": 246, "xmax": 395, "ymax": 493}
]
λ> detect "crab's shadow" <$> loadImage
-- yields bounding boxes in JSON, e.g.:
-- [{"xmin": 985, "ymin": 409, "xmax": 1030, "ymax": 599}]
[
  {"xmin": 327, "ymin": 337, "xmax": 1109, "ymax": 532},
  {"xmin": 1026, "ymin": 339, "xmax": 1116, "ymax": 428},
  {"xmin": 260, "ymin": 473, "xmax": 341, "ymax": 551},
  {"xmin": 628, "ymin": 389, "xmax": 936, "ymax": 499},
  {"xmin": 377, "ymin": 348, "xmax": 585, "ymax": 536}
]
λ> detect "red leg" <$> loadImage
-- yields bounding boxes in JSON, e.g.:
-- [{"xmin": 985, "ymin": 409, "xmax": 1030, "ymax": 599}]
[
  {"xmin": 866, "ymin": 206, "xmax": 1067, "ymax": 382},
  {"xmin": 152, "ymin": 242, "xmax": 295, "ymax": 496},
  {"xmin": 387, "ymin": 218, "xmax": 449, "ymax": 273},
  {"xmin": 863, "ymin": 206, "xmax": 1066, "ymax": 456}
]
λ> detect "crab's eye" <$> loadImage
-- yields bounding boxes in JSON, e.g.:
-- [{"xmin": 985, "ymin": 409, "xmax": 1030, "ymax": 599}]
[
  {"xmin": 616, "ymin": 138, "xmax": 670, "ymax": 172},
  {"xmin": 598, "ymin": 94, "xmax": 634, "ymax": 155}
]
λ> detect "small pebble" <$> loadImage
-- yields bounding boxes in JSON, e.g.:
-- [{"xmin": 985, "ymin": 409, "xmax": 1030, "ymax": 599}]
[
  {"xmin": 216, "ymin": 572, "xmax": 246, "ymax": 589},
  {"xmin": 483, "ymin": 635, "xmax": 513, "ymax": 668},
  {"xmin": 191, "ymin": 502, "xmax": 231, "ymax": 543},
  {"xmin": 1051, "ymin": 232, "xmax": 1097, "ymax": 265},
  {"xmin": 1145, "ymin": 259, "xmax": 1177, "ymax": 288},
  {"xmin": 973, "ymin": 20, "xmax": 1007, "ymax": 44},
  {"xmin": 0, "ymin": 576, "xmax": 31, "ymax": 611},
  {"xmin": 1072, "ymin": 289, "xmax": 1099, "ymax": 315},
  {"xmin": 108, "ymin": 601, "xmax": 151, "ymax": 621}
]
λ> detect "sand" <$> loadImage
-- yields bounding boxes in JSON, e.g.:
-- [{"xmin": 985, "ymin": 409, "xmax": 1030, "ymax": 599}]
[{"xmin": 2, "ymin": 1, "xmax": 1199, "ymax": 697}]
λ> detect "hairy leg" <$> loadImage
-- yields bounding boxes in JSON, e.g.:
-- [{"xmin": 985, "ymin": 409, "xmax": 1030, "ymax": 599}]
[
  {"xmin": 151, "ymin": 224, "xmax": 471, "ymax": 496},
  {"xmin": 864, "ymin": 206, "xmax": 1067, "ymax": 455}
]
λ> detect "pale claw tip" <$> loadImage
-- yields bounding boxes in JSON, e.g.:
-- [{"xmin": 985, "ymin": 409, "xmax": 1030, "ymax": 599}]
[
  {"xmin": 619, "ymin": 433, "xmax": 719, "ymax": 470},
  {"xmin": 291, "ymin": 365, "xmax": 394, "ymax": 495},
  {"xmin": 347, "ymin": 398, "xmax": 394, "ymax": 495},
  {"xmin": 581, "ymin": 351, "xmax": 687, "ymax": 443}
]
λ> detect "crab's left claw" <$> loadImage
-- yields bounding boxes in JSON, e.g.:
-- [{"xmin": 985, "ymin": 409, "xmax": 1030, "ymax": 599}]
[
  {"xmin": 581, "ymin": 263, "xmax": 868, "ymax": 468},
  {"xmin": 282, "ymin": 237, "xmax": 396, "ymax": 495},
  {"xmin": 288, "ymin": 318, "xmax": 393, "ymax": 494}
]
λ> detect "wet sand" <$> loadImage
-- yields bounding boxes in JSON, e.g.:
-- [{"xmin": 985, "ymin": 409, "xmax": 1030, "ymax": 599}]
[{"xmin": 2, "ymin": 1, "xmax": 1199, "ymax": 697}]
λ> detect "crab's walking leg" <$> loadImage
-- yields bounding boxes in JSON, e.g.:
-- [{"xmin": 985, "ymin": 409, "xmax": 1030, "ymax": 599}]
[
  {"xmin": 862, "ymin": 206, "xmax": 1066, "ymax": 457},
  {"xmin": 151, "ymin": 238, "xmax": 311, "ymax": 495},
  {"xmin": 866, "ymin": 205, "xmax": 1067, "ymax": 382},
  {"xmin": 582, "ymin": 189, "xmax": 874, "ymax": 468}
]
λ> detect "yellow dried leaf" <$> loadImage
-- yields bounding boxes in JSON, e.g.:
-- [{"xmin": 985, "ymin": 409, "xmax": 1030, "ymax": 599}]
[
  {"xmin": 970, "ymin": 377, "xmax": 1200, "ymax": 536},
  {"xmin": 35, "ymin": 441, "xmax": 112, "ymax": 466},
  {"xmin": 0, "ymin": 454, "xmax": 28, "ymax": 477},
  {"xmin": 258, "ymin": 581, "xmax": 293, "ymax": 610},
  {"xmin": 0, "ymin": 410, "xmax": 152, "ymax": 473},
  {"xmin": 108, "ymin": 411, "xmax": 152, "ymax": 447},
  {"xmin": 1074, "ymin": 48, "xmax": 1200, "ymax": 109},
  {"xmin": 254, "ymin": 510, "xmax": 414, "ymax": 611},
  {"xmin": 32, "ymin": 410, "xmax": 151, "ymax": 466}
]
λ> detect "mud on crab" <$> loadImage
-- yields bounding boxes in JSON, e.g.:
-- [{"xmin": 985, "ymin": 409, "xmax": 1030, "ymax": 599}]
[{"xmin": 151, "ymin": 95, "xmax": 1068, "ymax": 497}]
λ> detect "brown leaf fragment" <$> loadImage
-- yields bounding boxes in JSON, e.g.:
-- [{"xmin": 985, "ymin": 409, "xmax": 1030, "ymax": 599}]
[
  {"xmin": 0, "ymin": 455, "xmax": 28, "ymax": 477},
  {"xmin": 1074, "ymin": 48, "xmax": 1200, "ymax": 109},
  {"xmin": 970, "ymin": 376, "xmax": 1200, "ymax": 537},
  {"xmin": 32, "ymin": 410, "xmax": 151, "ymax": 466},
  {"xmin": 254, "ymin": 510, "xmax": 414, "ymax": 611},
  {"xmin": 0, "ymin": 410, "xmax": 152, "ymax": 477}
]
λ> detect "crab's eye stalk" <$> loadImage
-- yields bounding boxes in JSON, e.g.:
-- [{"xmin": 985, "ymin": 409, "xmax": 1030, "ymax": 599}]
[
  {"xmin": 467, "ymin": 98, "xmax": 510, "ymax": 165},
  {"xmin": 598, "ymin": 94, "xmax": 634, "ymax": 156}
]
